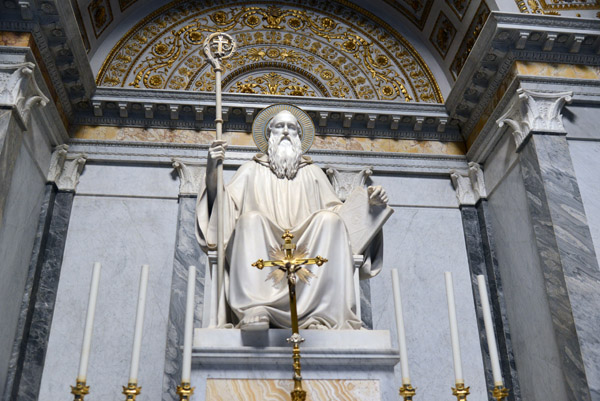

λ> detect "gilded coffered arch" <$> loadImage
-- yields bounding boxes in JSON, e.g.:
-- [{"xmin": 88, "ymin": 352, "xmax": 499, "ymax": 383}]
[{"xmin": 96, "ymin": 0, "xmax": 443, "ymax": 102}]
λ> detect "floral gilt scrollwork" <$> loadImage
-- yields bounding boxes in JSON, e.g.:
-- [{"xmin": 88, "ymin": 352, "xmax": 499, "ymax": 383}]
[{"xmin": 97, "ymin": 1, "xmax": 442, "ymax": 103}]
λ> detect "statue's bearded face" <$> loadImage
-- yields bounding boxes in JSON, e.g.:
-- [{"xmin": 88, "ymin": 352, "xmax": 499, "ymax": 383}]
[{"xmin": 267, "ymin": 111, "xmax": 303, "ymax": 179}]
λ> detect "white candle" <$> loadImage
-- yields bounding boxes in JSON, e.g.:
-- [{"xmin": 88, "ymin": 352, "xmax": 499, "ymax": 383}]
[
  {"xmin": 128, "ymin": 264, "xmax": 149, "ymax": 383},
  {"xmin": 77, "ymin": 262, "xmax": 102, "ymax": 381},
  {"xmin": 391, "ymin": 269, "xmax": 411, "ymax": 385},
  {"xmin": 477, "ymin": 275, "xmax": 504, "ymax": 386},
  {"xmin": 181, "ymin": 265, "xmax": 196, "ymax": 382},
  {"xmin": 444, "ymin": 272, "xmax": 464, "ymax": 384}
]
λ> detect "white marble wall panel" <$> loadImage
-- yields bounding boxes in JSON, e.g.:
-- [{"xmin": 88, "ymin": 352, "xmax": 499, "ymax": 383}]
[
  {"xmin": 483, "ymin": 132, "xmax": 519, "ymax": 197},
  {"xmin": 369, "ymin": 174, "xmax": 459, "ymax": 208},
  {"xmin": 564, "ymin": 105, "xmax": 600, "ymax": 140},
  {"xmin": 38, "ymin": 195, "xmax": 178, "ymax": 401},
  {"xmin": 76, "ymin": 163, "xmax": 180, "ymax": 198},
  {"xmin": 0, "ymin": 141, "xmax": 46, "ymax": 392},
  {"xmin": 370, "ymin": 206, "xmax": 486, "ymax": 400},
  {"xmin": 568, "ymin": 139, "xmax": 600, "ymax": 270},
  {"xmin": 487, "ymin": 163, "xmax": 568, "ymax": 401}
]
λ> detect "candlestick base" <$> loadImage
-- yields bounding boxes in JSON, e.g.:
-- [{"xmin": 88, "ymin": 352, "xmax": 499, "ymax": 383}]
[
  {"xmin": 70, "ymin": 380, "xmax": 89, "ymax": 400},
  {"xmin": 399, "ymin": 383, "xmax": 416, "ymax": 400},
  {"xmin": 176, "ymin": 381, "xmax": 195, "ymax": 401},
  {"xmin": 291, "ymin": 388, "xmax": 306, "ymax": 401},
  {"xmin": 122, "ymin": 382, "xmax": 141, "ymax": 400},
  {"xmin": 492, "ymin": 385, "xmax": 509, "ymax": 401},
  {"xmin": 452, "ymin": 382, "xmax": 470, "ymax": 401}
]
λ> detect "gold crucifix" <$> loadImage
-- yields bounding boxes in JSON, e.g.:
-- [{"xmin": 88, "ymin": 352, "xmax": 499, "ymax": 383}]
[{"xmin": 252, "ymin": 230, "xmax": 328, "ymax": 401}]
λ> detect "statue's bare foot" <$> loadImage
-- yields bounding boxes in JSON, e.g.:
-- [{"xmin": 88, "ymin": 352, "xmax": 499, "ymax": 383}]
[
  {"xmin": 308, "ymin": 323, "xmax": 328, "ymax": 330},
  {"xmin": 240, "ymin": 313, "xmax": 269, "ymax": 331}
]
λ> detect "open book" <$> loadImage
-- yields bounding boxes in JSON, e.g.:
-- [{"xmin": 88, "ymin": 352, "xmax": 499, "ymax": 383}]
[{"xmin": 336, "ymin": 186, "xmax": 394, "ymax": 255}]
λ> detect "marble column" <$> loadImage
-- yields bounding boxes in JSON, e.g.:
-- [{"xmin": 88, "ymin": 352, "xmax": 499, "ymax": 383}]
[
  {"xmin": 9, "ymin": 148, "xmax": 87, "ymax": 401},
  {"xmin": 498, "ymin": 89, "xmax": 600, "ymax": 401},
  {"xmin": 162, "ymin": 160, "xmax": 206, "ymax": 401},
  {"xmin": 451, "ymin": 164, "xmax": 521, "ymax": 401}
]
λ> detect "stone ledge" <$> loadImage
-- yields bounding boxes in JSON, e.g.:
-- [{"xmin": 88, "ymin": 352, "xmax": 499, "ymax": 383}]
[{"xmin": 192, "ymin": 329, "xmax": 399, "ymax": 367}]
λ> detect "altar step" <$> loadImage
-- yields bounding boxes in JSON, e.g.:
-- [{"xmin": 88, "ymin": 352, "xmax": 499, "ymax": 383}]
[{"xmin": 192, "ymin": 329, "xmax": 399, "ymax": 367}]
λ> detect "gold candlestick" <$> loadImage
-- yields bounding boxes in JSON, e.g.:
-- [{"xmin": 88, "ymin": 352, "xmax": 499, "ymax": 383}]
[
  {"xmin": 176, "ymin": 381, "xmax": 194, "ymax": 401},
  {"xmin": 70, "ymin": 380, "xmax": 89, "ymax": 400},
  {"xmin": 122, "ymin": 382, "xmax": 141, "ymax": 400},
  {"xmin": 492, "ymin": 385, "xmax": 509, "ymax": 401},
  {"xmin": 452, "ymin": 382, "xmax": 470, "ymax": 401},
  {"xmin": 399, "ymin": 383, "xmax": 416, "ymax": 400}
]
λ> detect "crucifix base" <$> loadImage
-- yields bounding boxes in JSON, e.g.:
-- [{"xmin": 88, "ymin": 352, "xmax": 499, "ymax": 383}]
[{"xmin": 187, "ymin": 329, "xmax": 398, "ymax": 400}]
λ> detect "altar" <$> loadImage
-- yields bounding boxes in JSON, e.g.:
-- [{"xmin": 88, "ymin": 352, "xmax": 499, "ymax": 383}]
[{"xmin": 4, "ymin": 1, "xmax": 600, "ymax": 401}]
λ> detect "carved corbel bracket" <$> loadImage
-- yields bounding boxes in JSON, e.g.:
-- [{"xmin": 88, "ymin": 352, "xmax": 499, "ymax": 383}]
[
  {"xmin": 0, "ymin": 62, "xmax": 49, "ymax": 129},
  {"xmin": 172, "ymin": 158, "xmax": 206, "ymax": 196},
  {"xmin": 324, "ymin": 166, "xmax": 373, "ymax": 201},
  {"xmin": 47, "ymin": 145, "xmax": 87, "ymax": 191},
  {"xmin": 450, "ymin": 162, "xmax": 486, "ymax": 206},
  {"xmin": 496, "ymin": 88, "xmax": 573, "ymax": 151}
]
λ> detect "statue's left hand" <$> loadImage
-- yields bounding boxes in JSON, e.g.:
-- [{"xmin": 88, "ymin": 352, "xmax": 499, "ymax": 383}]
[{"xmin": 368, "ymin": 185, "xmax": 388, "ymax": 205}]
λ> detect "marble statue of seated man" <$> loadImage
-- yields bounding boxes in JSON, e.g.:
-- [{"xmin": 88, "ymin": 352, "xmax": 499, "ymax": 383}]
[{"xmin": 196, "ymin": 108, "xmax": 388, "ymax": 331}]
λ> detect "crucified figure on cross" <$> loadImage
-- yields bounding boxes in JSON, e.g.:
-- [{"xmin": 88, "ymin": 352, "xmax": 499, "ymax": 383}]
[{"xmin": 252, "ymin": 230, "xmax": 328, "ymax": 401}]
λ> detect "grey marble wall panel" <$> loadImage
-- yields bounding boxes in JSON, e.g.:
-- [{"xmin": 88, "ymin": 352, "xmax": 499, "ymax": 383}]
[
  {"xmin": 359, "ymin": 279, "xmax": 372, "ymax": 329},
  {"xmin": 162, "ymin": 196, "xmax": 206, "ymax": 401},
  {"xmin": 521, "ymin": 134, "xmax": 600, "ymax": 401},
  {"xmin": 76, "ymin": 163, "xmax": 180, "ymax": 198},
  {"xmin": 488, "ymin": 162, "xmax": 569, "ymax": 401},
  {"xmin": 15, "ymin": 191, "xmax": 74, "ymax": 401},
  {"xmin": 0, "ymin": 141, "xmax": 48, "ymax": 399},
  {"xmin": 568, "ymin": 140, "xmax": 600, "ymax": 269},
  {"xmin": 2, "ymin": 184, "xmax": 55, "ymax": 401},
  {"xmin": 38, "ymin": 195, "xmax": 178, "ymax": 401},
  {"xmin": 371, "ymin": 205, "xmax": 486, "ymax": 401}
]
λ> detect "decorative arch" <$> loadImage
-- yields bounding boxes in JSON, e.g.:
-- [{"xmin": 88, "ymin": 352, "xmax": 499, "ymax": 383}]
[{"xmin": 97, "ymin": 0, "xmax": 443, "ymax": 102}]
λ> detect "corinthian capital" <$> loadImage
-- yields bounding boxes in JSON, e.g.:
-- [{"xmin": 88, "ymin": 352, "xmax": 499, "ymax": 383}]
[
  {"xmin": 0, "ymin": 62, "xmax": 49, "ymax": 128},
  {"xmin": 450, "ymin": 162, "xmax": 486, "ymax": 206},
  {"xmin": 496, "ymin": 88, "xmax": 572, "ymax": 150},
  {"xmin": 172, "ymin": 158, "xmax": 205, "ymax": 196},
  {"xmin": 47, "ymin": 145, "xmax": 87, "ymax": 191}
]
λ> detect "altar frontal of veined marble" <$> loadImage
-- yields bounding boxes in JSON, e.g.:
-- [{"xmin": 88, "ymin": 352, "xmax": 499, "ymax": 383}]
[{"xmin": 206, "ymin": 379, "xmax": 380, "ymax": 400}]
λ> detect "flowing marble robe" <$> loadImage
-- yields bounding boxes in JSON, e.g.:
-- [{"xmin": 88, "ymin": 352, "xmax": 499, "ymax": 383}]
[{"xmin": 196, "ymin": 154, "xmax": 383, "ymax": 329}]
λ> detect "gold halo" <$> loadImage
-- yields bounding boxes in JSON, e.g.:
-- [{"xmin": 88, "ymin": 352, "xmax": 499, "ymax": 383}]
[{"xmin": 252, "ymin": 104, "xmax": 315, "ymax": 154}]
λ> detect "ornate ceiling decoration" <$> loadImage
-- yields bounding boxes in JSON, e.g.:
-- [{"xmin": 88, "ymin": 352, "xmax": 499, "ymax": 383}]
[
  {"xmin": 514, "ymin": 0, "xmax": 600, "ymax": 15},
  {"xmin": 96, "ymin": 0, "xmax": 443, "ymax": 102}
]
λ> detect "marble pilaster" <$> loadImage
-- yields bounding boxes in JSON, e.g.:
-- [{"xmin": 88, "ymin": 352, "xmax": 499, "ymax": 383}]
[
  {"xmin": 1, "ymin": 183, "xmax": 55, "ymax": 401},
  {"xmin": 452, "ymin": 165, "xmax": 520, "ymax": 400},
  {"xmin": 518, "ymin": 133, "xmax": 600, "ymax": 401},
  {"xmin": 15, "ymin": 191, "xmax": 74, "ymax": 401},
  {"xmin": 163, "ymin": 160, "xmax": 206, "ymax": 401},
  {"xmin": 0, "ymin": 60, "xmax": 49, "ymax": 229}
]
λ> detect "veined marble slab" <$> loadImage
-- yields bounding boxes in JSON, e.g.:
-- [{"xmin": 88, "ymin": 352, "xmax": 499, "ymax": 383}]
[{"xmin": 206, "ymin": 379, "xmax": 380, "ymax": 401}]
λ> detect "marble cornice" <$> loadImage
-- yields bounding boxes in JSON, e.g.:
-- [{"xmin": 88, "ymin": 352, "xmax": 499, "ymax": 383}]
[
  {"xmin": 0, "ymin": 0, "xmax": 95, "ymax": 121},
  {"xmin": 66, "ymin": 139, "xmax": 467, "ymax": 175},
  {"xmin": 81, "ymin": 89, "xmax": 461, "ymax": 142},
  {"xmin": 466, "ymin": 75, "xmax": 600, "ymax": 164},
  {"xmin": 447, "ymin": 12, "xmax": 600, "ymax": 144}
]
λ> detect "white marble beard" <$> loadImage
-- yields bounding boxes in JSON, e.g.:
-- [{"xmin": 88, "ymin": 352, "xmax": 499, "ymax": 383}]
[{"xmin": 267, "ymin": 130, "xmax": 303, "ymax": 179}]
